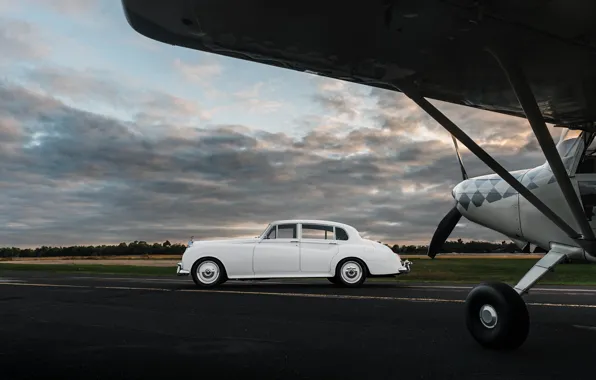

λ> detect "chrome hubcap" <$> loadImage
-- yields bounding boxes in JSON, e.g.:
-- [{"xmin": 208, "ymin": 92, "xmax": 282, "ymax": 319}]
[
  {"xmin": 341, "ymin": 261, "xmax": 362, "ymax": 284},
  {"xmin": 479, "ymin": 304, "xmax": 498, "ymax": 329},
  {"xmin": 197, "ymin": 261, "xmax": 219, "ymax": 284}
]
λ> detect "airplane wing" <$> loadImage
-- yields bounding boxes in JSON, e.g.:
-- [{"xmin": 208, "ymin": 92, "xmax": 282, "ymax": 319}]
[{"xmin": 121, "ymin": 0, "xmax": 596, "ymax": 127}]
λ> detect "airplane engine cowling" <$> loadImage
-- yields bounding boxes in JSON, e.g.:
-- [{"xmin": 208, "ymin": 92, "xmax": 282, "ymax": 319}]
[
  {"xmin": 452, "ymin": 173, "xmax": 523, "ymax": 241},
  {"xmin": 517, "ymin": 167, "xmax": 588, "ymax": 251}
]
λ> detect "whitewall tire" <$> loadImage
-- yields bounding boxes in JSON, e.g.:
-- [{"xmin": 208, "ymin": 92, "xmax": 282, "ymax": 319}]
[
  {"xmin": 191, "ymin": 258, "xmax": 226, "ymax": 287},
  {"xmin": 336, "ymin": 259, "xmax": 366, "ymax": 287}
]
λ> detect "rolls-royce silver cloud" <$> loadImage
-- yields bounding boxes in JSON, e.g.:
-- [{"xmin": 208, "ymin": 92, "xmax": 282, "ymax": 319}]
[{"xmin": 176, "ymin": 219, "xmax": 412, "ymax": 287}]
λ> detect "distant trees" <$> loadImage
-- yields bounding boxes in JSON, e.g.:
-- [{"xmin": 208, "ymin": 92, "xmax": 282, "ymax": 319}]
[
  {"xmin": 0, "ymin": 240, "xmax": 187, "ymax": 258},
  {"xmin": 0, "ymin": 238, "xmax": 522, "ymax": 259},
  {"xmin": 382, "ymin": 239, "xmax": 521, "ymax": 254}
]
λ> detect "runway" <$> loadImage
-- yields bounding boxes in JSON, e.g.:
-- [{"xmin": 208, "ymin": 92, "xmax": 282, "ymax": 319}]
[{"xmin": 1, "ymin": 271, "xmax": 596, "ymax": 379}]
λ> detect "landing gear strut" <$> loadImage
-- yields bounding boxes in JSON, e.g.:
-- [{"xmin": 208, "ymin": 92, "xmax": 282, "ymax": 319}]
[{"xmin": 465, "ymin": 246, "xmax": 573, "ymax": 349}]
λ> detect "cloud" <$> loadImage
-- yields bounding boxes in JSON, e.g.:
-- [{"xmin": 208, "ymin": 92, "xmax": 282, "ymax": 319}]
[
  {"xmin": 312, "ymin": 92, "xmax": 359, "ymax": 120},
  {"xmin": 44, "ymin": 0, "xmax": 99, "ymax": 14},
  {"xmin": 19, "ymin": 65, "xmax": 211, "ymax": 126},
  {"xmin": 232, "ymin": 82, "xmax": 284, "ymax": 114},
  {"xmin": 24, "ymin": 66, "xmax": 124, "ymax": 104},
  {"xmin": 174, "ymin": 58, "xmax": 223, "ymax": 84},
  {"xmin": 0, "ymin": 116, "xmax": 23, "ymax": 141},
  {"xmin": 368, "ymin": 87, "xmax": 552, "ymax": 170},
  {"xmin": 0, "ymin": 18, "xmax": 51, "ymax": 64},
  {"xmin": 15, "ymin": 0, "xmax": 100, "ymax": 15},
  {"xmin": 0, "ymin": 80, "xmax": 552, "ymax": 247},
  {"xmin": 312, "ymin": 77, "xmax": 371, "ymax": 120}
]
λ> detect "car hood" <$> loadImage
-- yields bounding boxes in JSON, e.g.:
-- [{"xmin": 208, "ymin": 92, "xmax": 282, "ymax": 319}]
[{"xmin": 191, "ymin": 238, "xmax": 260, "ymax": 246}]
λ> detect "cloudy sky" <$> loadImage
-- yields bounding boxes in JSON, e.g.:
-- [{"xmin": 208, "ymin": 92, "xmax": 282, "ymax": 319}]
[{"xmin": 0, "ymin": 0, "xmax": 555, "ymax": 248}]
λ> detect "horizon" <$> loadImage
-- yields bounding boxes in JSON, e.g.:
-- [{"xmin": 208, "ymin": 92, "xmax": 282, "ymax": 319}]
[
  {"xmin": 1, "ymin": 236, "xmax": 518, "ymax": 250},
  {"xmin": 1, "ymin": 1, "xmax": 557, "ymax": 248}
]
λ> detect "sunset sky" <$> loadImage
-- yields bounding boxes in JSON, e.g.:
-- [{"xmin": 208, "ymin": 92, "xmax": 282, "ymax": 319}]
[{"xmin": 0, "ymin": 0, "xmax": 555, "ymax": 248}]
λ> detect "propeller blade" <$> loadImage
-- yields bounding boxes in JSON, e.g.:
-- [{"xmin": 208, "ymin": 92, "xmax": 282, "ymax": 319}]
[
  {"xmin": 451, "ymin": 135, "xmax": 468, "ymax": 180},
  {"xmin": 427, "ymin": 205, "xmax": 462, "ymax": 259}
]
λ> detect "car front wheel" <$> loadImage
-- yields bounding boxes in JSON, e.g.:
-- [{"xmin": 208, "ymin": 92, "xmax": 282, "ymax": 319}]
[
  {"xmin": 336, "ymin": 259, "xmax": 366, "ymax": 287},
  {"xmin": 191, "ymin": 258, "xmax": 226, "ymax": 288}
]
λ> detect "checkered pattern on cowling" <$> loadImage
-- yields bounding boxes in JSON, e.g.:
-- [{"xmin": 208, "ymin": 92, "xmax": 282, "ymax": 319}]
[{"xmin": 454, "ymin": 166, "xmax": 557, "ymax": 211}]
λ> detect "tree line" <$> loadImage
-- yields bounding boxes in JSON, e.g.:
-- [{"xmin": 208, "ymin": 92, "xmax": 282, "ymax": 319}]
[
  {"xmin": 0, "ymin": 240, "xmax": 187, "ymax": 258},
  {"xmin": 0, "ymin": 238, "xmax": 522, "ymax": 258},
  {"xmin": 386, "ymin": 238, "xmax": 521, "ymax": 254}
]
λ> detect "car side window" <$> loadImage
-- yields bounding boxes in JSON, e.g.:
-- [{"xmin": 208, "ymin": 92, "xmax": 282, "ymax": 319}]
[
  {"xmin": 277, "ymin": 224, "xmax": 297, "ymax": 239},
  {"xmin": 302, "ymin": 224, "xmax": 334, "ymax": 240},
  {"xmin": 335, "ymin": 227, "xmax": 349, "ymax": 241},
  {"xmin": 265, "ymin": 224, "xmax": 297, "ymax": 239}
]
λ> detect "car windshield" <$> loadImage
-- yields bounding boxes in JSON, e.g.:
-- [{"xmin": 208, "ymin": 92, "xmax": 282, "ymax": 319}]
[{"xmin": 258, "ymin": 224, "xmax": 272, "ymax": 239}]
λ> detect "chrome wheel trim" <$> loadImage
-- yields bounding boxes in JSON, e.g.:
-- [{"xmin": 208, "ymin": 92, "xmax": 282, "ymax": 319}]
[
  {"xmin": 340, "ymin": 261, "xmax": 362, "ymax": 284},
  {"xmin": 197, "ymin": 260, "xmax": 220, "ymax": 284}
]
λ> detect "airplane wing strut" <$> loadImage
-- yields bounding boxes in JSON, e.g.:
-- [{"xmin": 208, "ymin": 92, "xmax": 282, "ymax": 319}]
[
  {"xmin": 396, "ymin": 80, "xmax": 583, "ymax": 242},
  {"xmin": 486, "ymin": 45, "xmax": 596, "ymax": 243}
]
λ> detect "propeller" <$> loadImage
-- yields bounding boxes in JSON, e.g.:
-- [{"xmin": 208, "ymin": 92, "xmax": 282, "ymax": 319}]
[
  {"xmin": 451, "ymin": 135, "xmax": 468, "ymax": 181},
  {"xmin": 427, "ymin": 136, "xmax": 468, "ymax": 259}
]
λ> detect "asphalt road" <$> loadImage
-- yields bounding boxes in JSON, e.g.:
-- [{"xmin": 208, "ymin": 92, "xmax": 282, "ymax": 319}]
[{"xmin": 1, "ymin": 271, "xmax": 596, "ymax": 379}]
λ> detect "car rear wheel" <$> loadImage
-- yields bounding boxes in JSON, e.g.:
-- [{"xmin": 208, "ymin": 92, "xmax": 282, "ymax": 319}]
[
  {"xmin": 336, "ymin": 259, "xmax": 366, "ymax": 287},
  {"xmin": 191, "ymin": 258, "xmax": 226, "ymax": 288}
]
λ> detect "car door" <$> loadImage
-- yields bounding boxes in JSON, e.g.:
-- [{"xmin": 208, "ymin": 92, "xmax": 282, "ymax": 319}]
[
  {"xmin": 253, "ymin": 223, "xmax": 300, "ymax": 275},
  {"xmin": 299, "ymin": 223, "xmax": 339, "ymax": 274}
]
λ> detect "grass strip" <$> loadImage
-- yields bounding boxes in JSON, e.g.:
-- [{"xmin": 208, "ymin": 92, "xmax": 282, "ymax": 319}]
[{"xmin": 1, "ymin": 258, "xmax": 595, "ymax": 285}]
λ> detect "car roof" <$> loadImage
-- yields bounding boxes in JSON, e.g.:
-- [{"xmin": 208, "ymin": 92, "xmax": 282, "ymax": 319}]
[{"xmin": 269, "ymin": 219, "xmax": 360, "ymax": 234}]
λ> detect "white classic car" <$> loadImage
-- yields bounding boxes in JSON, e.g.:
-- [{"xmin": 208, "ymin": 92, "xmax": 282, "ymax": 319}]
[
  {"xmin": 177, "ymin": 220, "xmax": 411, "ymax": 287},
  {"xmin": 177, "ymin": 219, "xmax": 412, "ymax": 287}
]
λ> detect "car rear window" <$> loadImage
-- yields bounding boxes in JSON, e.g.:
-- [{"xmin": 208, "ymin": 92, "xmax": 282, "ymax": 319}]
[{"xmin": 335, "ymin": 227, "xmax": 349, "ymax": 240}]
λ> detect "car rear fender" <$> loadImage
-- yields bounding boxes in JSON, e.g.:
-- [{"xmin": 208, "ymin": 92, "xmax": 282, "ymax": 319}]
[{"xmin": 329, "ymin": 243, "xmax": 373, "ymax": 275}]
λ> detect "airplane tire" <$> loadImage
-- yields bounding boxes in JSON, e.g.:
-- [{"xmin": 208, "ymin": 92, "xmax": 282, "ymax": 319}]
[{"xmin": 465, "ymin": 281, "xmax": 529, "ymax": 350}]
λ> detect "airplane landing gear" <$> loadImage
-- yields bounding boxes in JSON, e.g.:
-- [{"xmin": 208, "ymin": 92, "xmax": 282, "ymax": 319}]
[
  {"xmin": 465, "ymin": 282, "xmax": 529, "ymax": 350},
  {"xmin": 396, "ymin": 40, "xmax": 596, "ymax": 350}
]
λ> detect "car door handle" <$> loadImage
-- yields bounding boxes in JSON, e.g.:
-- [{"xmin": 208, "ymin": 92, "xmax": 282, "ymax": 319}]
[
  {"xmin": 328, "ymin": 242, "xmax": 338, "ymax": 245},
  {"xmin": 290, "ymin": 240, "xmax": 299, "ymax": 243}
]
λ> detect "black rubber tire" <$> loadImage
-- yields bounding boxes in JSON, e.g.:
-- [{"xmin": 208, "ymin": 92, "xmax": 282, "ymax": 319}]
[
  {"xmin": 191, "ymin": 258, "xmax": 227, "ymax": 288},
  {"xmin": 327, "ymin": 277, "xmax": 338, "ymax": 284},
  {"xmin": 465, "ymin": 282, "xmax": 529, "ymax": 350},
  {"xmin": 335, "ymin": 258, "xmax": 367, "ymax": 288}
]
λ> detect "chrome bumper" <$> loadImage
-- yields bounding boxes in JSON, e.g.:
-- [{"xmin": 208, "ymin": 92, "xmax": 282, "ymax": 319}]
[
  {"xmin": 398, "ymin": 260, "xmax": 412, "ymax": 274},
  {"xmin": 176, "ymin": 262, "xmax": 190, "ymax": 276}
]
